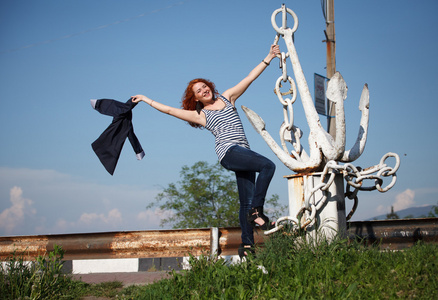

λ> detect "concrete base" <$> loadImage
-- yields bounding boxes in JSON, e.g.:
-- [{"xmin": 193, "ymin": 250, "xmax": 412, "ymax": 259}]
[{"xmin": 285, "ymin": 172, "xmax": 347, "ymax": 241}]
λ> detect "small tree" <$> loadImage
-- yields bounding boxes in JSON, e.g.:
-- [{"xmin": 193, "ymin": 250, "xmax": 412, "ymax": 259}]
[
  {"xmin": 428, "ymin": 202, "xmax": 438, "ymax": 218},
  {"xmin": 147, "ymin": 161, "xmax": 286, "ymax": 229},
  {"xmin": 386, "ymin": 206, "xmax": 399, "ymax": 220}
]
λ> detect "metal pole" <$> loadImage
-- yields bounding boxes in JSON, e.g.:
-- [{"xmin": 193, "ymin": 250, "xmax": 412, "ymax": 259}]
[{"xmin": 325, "ymin": 0, "xmax": 336, "ymax": 138}]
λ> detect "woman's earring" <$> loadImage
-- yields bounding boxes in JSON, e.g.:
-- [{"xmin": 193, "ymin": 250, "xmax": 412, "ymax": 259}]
[{"xmin": 196, "ymin": 101, "xmax": 202, "ymax": 114}]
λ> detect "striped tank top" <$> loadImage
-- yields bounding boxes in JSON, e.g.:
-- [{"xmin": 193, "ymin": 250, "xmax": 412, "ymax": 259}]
[{"xmin": 203, "ymin": 95, "xmax": 250, "ymax": 161}]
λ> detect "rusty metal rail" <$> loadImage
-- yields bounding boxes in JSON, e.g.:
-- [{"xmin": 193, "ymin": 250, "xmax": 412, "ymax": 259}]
[
  {"xmin": 347, "ymin": 218, "xmax": 438, "ymax": 250},
  {"xmin": 0, "ymin": 227, "xmax": 250, "ymax": 261},
  {"xmin": 1, "ymin": 219, "xmax": 437, "ymax": 261}
]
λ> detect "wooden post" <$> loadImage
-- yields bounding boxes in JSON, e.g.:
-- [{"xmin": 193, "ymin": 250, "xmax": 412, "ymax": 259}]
[{"xmin": 325, "ymin": 0, "xmax": 336, "ymax": 138}]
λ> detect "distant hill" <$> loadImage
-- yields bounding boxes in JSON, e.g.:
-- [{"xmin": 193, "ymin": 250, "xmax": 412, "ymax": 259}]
[{"xmin": 368, "ymin": 205, "xmax": 436, "ymax": 220}]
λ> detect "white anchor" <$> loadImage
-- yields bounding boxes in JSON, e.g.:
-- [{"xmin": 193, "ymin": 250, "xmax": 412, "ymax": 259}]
[
  {"xmin": 242, "ymin": 5, "xmax": 399, "ymax": 235},
  {"xmin": 242, "ymin": 6, "xmax": 370, "ymax": 173}
]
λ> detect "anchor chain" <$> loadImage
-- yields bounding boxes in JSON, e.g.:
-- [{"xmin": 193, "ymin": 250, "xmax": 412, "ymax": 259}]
[
  {"xmin": 261, "ymin": 5, "xmax": 400, "ymax": 236},
  {"xmin": 271, "ymin": 5, "xmax": 302, "ymax": 160},
  {"xmin": 274, "ymin": 51, "xmax": 302, "ymax": 158},
  {"xmin": 266, "ymin": 153, "xmax": 400, "ymax": 235}
]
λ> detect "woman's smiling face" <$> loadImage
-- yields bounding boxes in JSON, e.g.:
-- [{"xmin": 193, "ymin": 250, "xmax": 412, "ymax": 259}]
[{"xmin": 193, "ymin": 82, "xmax": 213, "ymax": 103}]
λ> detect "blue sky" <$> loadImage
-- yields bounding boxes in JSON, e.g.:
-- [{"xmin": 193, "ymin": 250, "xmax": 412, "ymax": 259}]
[{"xmin": 1, "ymin": 0, "xmax": 437, "ymax": 236}]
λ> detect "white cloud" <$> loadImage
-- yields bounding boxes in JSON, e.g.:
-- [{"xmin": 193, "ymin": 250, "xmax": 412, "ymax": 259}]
[
  {"xmin": 0, "ymin": 167, "xmax": 162, "ymax": 236},
  {"xmin": 54, "ymin": 218, "xmax": 70, "ymax": 232},
  {"xmin": 393, "ymin": 189, "xmax": 415, "ymax": 211},
  {"xmin": 375, "ymin": 204, "xmax": 387, "ymax": 215},
  {"xmin": 49, "ymin": 209, "xmax": 123, "ymax": 234},
  {"xmin": 0, "ymin": 186, "xmax": 36, "ymax": 235},
  {"xmin": 372, "ymin": 189, "xmax": 415, "ymax": 217},
  {"xmin": 49, "ymin": 208, "xmax": 170, "ymax": 234},
  {"xmin": 79, "ymin": 208, "xmax": 122, "ymax": 225},
  {"xmin": 137, "ymin": 208, "xmax": 173, "ymax": 229}
]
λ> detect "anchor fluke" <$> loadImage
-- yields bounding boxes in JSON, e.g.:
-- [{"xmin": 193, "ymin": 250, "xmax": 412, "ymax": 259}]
[{"xmin": 241, "ymin": 105, "xmax": 265, "ymax": 135}]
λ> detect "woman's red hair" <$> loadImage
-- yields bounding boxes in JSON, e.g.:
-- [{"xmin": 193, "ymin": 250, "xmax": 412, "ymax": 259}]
[{"xmin": 181, "ymin": 78, "xmax": 218, "ymax": 128}]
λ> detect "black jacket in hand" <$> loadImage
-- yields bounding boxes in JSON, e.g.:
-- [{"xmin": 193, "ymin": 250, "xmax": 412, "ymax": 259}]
[{"xmin": 91, "ymin": 98, "xmax": 144, "ymax": 175}]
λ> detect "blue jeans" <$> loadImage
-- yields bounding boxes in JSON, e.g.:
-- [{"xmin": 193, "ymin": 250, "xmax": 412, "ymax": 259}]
[{"xmin": 220, "ymin": 145, "xmax": 276, "ymax": 245}]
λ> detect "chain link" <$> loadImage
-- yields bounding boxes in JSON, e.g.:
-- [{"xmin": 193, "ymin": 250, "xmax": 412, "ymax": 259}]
[
  {"xmin": 301, "ymin": 154, "xmax": 400, "ymax": 230},
  {"xmin": 266, "ymin": 153, "xmax": 400, "ymax": 235}
]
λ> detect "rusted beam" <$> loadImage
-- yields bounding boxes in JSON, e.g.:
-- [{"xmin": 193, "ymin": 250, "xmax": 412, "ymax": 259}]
[
  {"xmin": 1, "ymin": 219, "xmax": 437, "ymax": 261},
  {"xmin": 218, "ymin": 227, "xmax": 268, "ymax": 256},
  {"xmin": 347, "ymin": 218, "xmax": 438, "ymax": 250},
  {"xmin": 0, "ymin": 228, "xmax": 214, "ymax": 260}
]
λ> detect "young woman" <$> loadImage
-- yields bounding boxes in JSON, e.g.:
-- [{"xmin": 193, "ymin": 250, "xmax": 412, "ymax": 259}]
[{"xmin": 132, "ymin": 44, "xmax": 280, "ymax": 257}]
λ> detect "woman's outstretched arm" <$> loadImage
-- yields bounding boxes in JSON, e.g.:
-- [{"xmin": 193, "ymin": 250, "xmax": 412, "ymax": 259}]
[
  {"xmin": 222, "ymin": 44, "xmax": 280, "ymax": 104},
  {"xmin": 131, "ymin": 95, "xmax": 206, "ymax": 127}
]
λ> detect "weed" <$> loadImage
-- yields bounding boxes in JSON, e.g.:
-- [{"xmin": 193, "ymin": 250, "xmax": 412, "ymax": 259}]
[
  {"xmin": 0, "ymin": 250, "xmax": 34, "ymax": 299},
  {"xmin": 86, "ymin": 281, "xmax": 124, "ymax": 298},
  {"xmin": 0, "ymin": 245, "xmax": 84, "ymax": 300},
  {"xmin": 129, "ymin": 231, "xmax": 438, "ymax": 299}
]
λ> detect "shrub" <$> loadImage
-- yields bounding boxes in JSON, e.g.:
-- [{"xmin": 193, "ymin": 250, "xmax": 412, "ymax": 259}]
[{"xmin": 0, "ymin": 245, "xmax": 75, "ymax": 300}]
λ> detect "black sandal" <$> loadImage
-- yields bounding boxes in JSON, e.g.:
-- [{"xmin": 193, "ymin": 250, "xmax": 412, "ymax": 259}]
[
  {"xmin": 247, "ymin": 207, "xmax": 275, "ymax": 231},
  {"xmin": 238, "ymin": 243, "xmax": 255, "ymax": 259}
]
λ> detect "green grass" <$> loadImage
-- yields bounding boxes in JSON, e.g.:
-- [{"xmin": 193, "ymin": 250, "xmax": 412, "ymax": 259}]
[
  {"xmin": 130, "ymin": 231, "xmax": 438, "ymax": 299},
  {"xmin": 0, "ymin": 244, "xmax": 79, "ymax": 299},
  {"xmin": 1, "ymin": 233, "xmax": 437, "ymax": 299}
]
